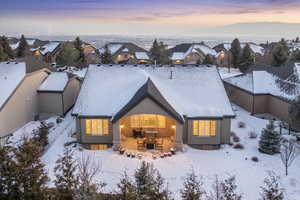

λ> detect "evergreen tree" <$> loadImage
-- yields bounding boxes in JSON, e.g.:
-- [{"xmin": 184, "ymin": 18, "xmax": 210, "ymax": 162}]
[
  {"xmin": 0, "ymin": 45, "xmax": 7, "ymax": 61},
  {"xmin": 289, "ymin": 96, "xmax": 300, "ymax": 131},
  {"xmin": 74, "ymin": 37, "xmax": 86, "ymax": 64},
  {"xmin": 296, "ymin": 36, "xmax": 299, "ymax": 43},
  {"xmin": 239, "ymin": 44, "xmax": 255, "ymax": 72},
  {"xmin": 150, "ymin": 39, "xmax": 170, "ymax": 64},
  {"xmin": 14, "ymin": 137, "xmax": 49, "ymax": 200},
  {"xmin": 202, "ymin": 54, "xmax": 214, "ymax": 65},
  {"xmin": 17, "ymin": 35, "xmax": 29, "ymax": 57},
  {"xmin": 0, "ymin": 144, "xmax": 20, "ymax": 200},
  {"xmin": 56, "ymin": 42, "xmax": 80, "ymax": 66},
  {"xmin": 150, "ymin": 39, "xmax": 160, "ymax": 63},
  {"xmin": 258, "ymin": 120, "xmax": 281, "ymax": 155},
  {"xmin": 116, "ymin": 171, "xmax": 137, "ymax": 200},
  {"xmin": 100, "ymin": 45, "xmax": 113, "ymax": 64},
  {"xmin": 260, "ymin": 172, "xmax": 284, "ymax": 200},
  {"xmin": 272, "ymin": 39, "xmax": 289, "ymax": 66},
  {"xmin": 54, "ymin": 147, "xmax": 79, "ymax": 200},
  {"xmin": 0, "ymin": 36, "xmax": 14, "ymax": 60},
  {"xmin": 230, "ymin": 38, "xmax": 242, "ymax": 68},
  {"xmin": 180, "ymin": 170, "xmax": 205, "ymax": 200},
  {"xmin": 220, "ymin": 176, "xmax": 242, "ymax": 200}
]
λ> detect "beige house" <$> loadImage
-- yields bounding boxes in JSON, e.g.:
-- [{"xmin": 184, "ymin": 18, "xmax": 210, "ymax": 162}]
[
  {"xmin": 0, "ymin": 62, "xmax": 49, "ymax": 142},
  {"xmin": 72, "ymin": 64, "xmax": 235, "ymax": 151},
  {"xmin": 100, "ymin": 42, "xmax": 150, "ymax": 64},
  {"xmin": 223, "ymin": 63, "xmax": 300, "ymax": 122},
  {"xmin": 169, "ymin": 43, "xmax": 217, "ymax": 64},
  {"xmin": 37, "ymin": 72, "xmax": 81, "ymax": 118}
]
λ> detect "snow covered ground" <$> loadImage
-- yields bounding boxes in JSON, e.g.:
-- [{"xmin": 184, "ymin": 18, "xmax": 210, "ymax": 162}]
[{"xmin": 11, "ymin": 105, "xmax": 300, "ymax": 199}]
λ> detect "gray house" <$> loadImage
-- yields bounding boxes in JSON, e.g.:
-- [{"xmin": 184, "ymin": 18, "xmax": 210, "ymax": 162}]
[
  {"xmin": 72, "ymin": 64, "xmax": 235, "ymax": 151},
  {"xmin": 37, "ymin": 72, "xmax": 81, "ymax": 118}
]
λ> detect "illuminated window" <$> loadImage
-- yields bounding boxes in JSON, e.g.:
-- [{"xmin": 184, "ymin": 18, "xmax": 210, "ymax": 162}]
[
  {"xmin": 86, "ymin": 119, "xmax": 109, "ymax": 135},
  {"xmin": 193, "ymin": 120, "xmax": 216, "ymax": 136},
  {"xmin": 90, "ymin": 144, "xmax": 108, "ymax": 150},
  {"xmin": 130, "ymin": 114, "xmax": 166, "ymax": 128}
]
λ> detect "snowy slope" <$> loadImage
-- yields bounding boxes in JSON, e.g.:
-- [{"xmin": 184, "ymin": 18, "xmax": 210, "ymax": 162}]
[
  {"xmin": 38, "ymin": 72, "xmax": 69, "ymax": 92},
  {"xmin": 73, "ymin": 65, "xmax": 234, "ymax": 118},
  {"xmin": 0, "ymin": 62, "xmax": 26, "ymax": 109}
]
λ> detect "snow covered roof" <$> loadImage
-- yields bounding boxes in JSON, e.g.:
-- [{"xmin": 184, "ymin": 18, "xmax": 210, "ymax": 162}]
[
  {"xmin": 9, "ymin": 40, "xmax": 36, "ymax": 50},
  {"xmin": 170, "ymin": 43, "xmax": 217, "ymax": 60},
  {"xmin": 224, "ymin": 70, "xmax": 300, "ymax": 100},
  {"xmin": 135, "ymin": 52, "xmax": 149, "ymax": 60},
  {"xmin": 38, "ymin": 72, "xmax": 69, "ymax": 92},
  {"xmin": 221, "ymin": 43, "xmax": 264, "ymax": 55},
  {"xmin": 40, "ymin": 42, "xmax": 60, "ymax": 55},
  {"xmin": 73, "ymin": 64, "xmax": 234, "ymax": 119},
  {"xmin": 0, "ymin": 62, "xmax": 26, "ymax": 109}
]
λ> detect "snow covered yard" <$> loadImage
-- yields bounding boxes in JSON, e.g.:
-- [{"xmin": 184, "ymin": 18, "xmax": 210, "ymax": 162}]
[{"xmin": 11, "ymin": 105, "xmax": 300, "ymax": 199}]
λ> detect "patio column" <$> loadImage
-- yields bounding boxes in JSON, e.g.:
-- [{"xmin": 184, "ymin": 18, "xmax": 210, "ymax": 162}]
[
  {"xmin": 175, "ymin": 122, "xmax": 183, "ymax": 151},
  {"xmin": 112, "ymin": 121, "xmax": 121, "ymax": 151}
]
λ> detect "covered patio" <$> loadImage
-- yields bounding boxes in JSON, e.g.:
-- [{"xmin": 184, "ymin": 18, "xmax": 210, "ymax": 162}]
[{"xmin": 119, "ymin": 114, "xmax": 177, "ymax": 152}]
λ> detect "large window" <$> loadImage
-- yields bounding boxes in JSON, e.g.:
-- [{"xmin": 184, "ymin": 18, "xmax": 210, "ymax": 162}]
[
  {"xmin": 130, "ymin": 114, "xmax": 166, "ymax": 128},
  {"xmin": 86, "ymin": 119, "xmax": 109, "ymax": 135},
  {"xmin": 193, "ymin": 120, "xmax": 216, "ymax": 136}
]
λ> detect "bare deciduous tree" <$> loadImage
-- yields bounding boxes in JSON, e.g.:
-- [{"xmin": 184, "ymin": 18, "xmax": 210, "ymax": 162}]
[{"xmin": 280, "ymin": 138, "xmax": 299, "ymax": 176}]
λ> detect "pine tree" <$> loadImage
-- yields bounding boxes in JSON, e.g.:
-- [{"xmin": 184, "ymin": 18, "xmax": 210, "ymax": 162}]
[
  {"xmin": 292, "ymin": 49, "xmax": 300, "ymax": 61},
  {"xmin": 239, "ymin": 44, "xmax": 255, "ymax": 72},
  {"xmin": 17, "ymin": 35, "xmax": 29, "ymax": 57},
  {"xmin": 0, "ymin": 36, "xmax": 14, "ymax": 60},
  {"xmin": 258, "ymin": 120, "xmax": 281, "ymax": 155},
  {"xmin": 150, "ymin": 39, "xmax": 160, "ymax": 63},
  {"xmin": 289, "ymin": 96, "xmax": 300, "ymax": 131},
  {"xmin": 272, "ymin": 39, "xmax": 289, "ymax": 67},
  {"xmin": 100, "ymin": 45, "xmax": 113, "ymax": 64},
  {"xmin": 230, "ymin": 39, "xmax": 242, "ymax": 68},
  {"xmin": 0, "ymin": 44, "xmax": 7, "ymax": 61},
  {"xmin": 150, "ymin": 39, "xmax": 170, "ymax": 64},
  {"xmin": 56, "ymin": 42, "xmax": 80, "ymax": 66},
  {"xmin": 116, "ymin": 171, "xmax": 137, "ymax": 200},
  {"xmin": 74, "ymin": 37, "xmax": 85, "ymax": 65},
  {"xmin": 202, "ymin": 54, "xmax": 214, "ymax": 65},
  {"xmin": 260, "ymin": 172, "xmax": 284, "ymax": 200},
  {"xmin": 220, "ymin": 176, "xmax": 242, "ymax": 200},
  {"xmin": 54, "ymin": 147, "xmax": 79, "ymax": 200},
  {"xmin": 14, "ymin": 137, "xmax": 49, "ymax": 200},
  {"xmin": 181, "ymin": 170, "xmax": 205, "ymax": 200}
]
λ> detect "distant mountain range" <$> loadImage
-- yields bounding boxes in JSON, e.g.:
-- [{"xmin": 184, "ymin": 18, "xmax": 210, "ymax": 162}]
[{"xmin": 189, "ymin": 22, "xmax": 300, "ymax": 40}]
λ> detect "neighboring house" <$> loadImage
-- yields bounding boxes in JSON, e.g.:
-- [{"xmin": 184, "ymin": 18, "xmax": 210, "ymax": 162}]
[
  {"xmin": 100, "ymin": 42, "xmax": 150, "ymax": 64},
  {"xmin": 214, "ymin": 42, "xmax": 265, "ymax": 55},
  {"xmin": 37, "ymin": 72, "xmax": 81, "ymax": 118},
  {"xmin": 169, "ymin": 43, "xmax": 217, "ymax": 64},
  {"xmin": 223, "ymin": 62, "xmax": 300, "ymax": 122},
  {"xmin": 82, "ymin": 43, "xmax": 101, "ymax": 64},
  {"xmin": 33, "ymin": 42, "xmax": 62, "ymax": 63},
  {"xmin": 82, "ymin": 43, "xmax": 97, "ymax": 55},
  {"xmin": 0, "ymin": 62, "xmax": 49, "ymax": 143},
  {"xmin": 72, "ymin": 64, "xmax": 234, "ymax": 151}
]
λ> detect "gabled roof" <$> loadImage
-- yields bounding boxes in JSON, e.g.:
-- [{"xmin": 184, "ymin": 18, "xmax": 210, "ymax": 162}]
[
  {"xmin": 100, "ymin": 42, "xmax": 148, "ymax": 56},
  {"xmin": 40, "ymin": 42, "xmax": 61, "ymax": 55},
  {"xmin": 169, "ymin": 43, "xmax": 217, "ymax": 60},
  {"xmin": 113, "ymin": 78, "xmax": 184, "ymax": 123},
  {"xmin": 214, "ymin": 42, "xmax": 264, "ymax": 55},
  {"xmin": 72, "ymin": 64, "xmax": 234, "ymax": 119},
  {"xmin": 38, "ymin": 72, "xmax": 69, "ymax": 92},
  {"xmin": 0, "ymin": 62, "xmax": 26, "ymax": 110}
]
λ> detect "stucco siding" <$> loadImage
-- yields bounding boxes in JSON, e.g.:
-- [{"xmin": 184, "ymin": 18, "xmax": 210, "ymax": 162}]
[
  {"xmin": 38, "ymin": 93, "xmax": 63, "ymax": 115},
  {"xmin": 0, "ymin": 71, "xmax": 48, "ymax": 138},
  {"xmin": 253, "ymin": 95, "xmax": 269, "ymax": 114},
  {"xmin": 63, "ymin": 78, "xmax": 81, "ymax": 114},
  {"xmin": 224, "ymin": 83, "xmax": 253, "ymax": 112},
  {"xmin": 268, "ymin": 96, "xmax": 290, "ymax": 121}
]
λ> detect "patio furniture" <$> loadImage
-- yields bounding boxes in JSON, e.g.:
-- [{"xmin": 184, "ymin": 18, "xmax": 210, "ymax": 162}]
[
  {"xmin": 137, "ymin": 138, "xmax": 145, "ymax": 150},
  {"xmin": 156, "ymin": 138, "xmax": 164, "ymax": 151}
]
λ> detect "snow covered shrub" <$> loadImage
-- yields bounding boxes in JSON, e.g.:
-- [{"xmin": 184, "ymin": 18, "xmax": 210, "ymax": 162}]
[
  {"xmin": 232, "ymin": 135, "xmax": 240, "ymax": 143},
  {"xmin": 259, "ymin": 120, "xmax": 281, "ymax": 155},
  {"xmin": 233, "ymin": 143, "xmax": 244, "ymax": 149},
  {"xmin": 248, "ymin": 131, "xmax": 257, "ymax": 139},
  {"xmin": 260, "ymin": 172, "xmax": 284, "ymax": 200},
  {"xmin": 238, "ymin": 121, "xmax": 246, "ymax": 128},
  {"xmin": 220, "ymin": 176, "xmax": 242, "ymax": 200},
  {"xmin": 251, "ymin": 156, "xmax": 259, "ymax": 162}
]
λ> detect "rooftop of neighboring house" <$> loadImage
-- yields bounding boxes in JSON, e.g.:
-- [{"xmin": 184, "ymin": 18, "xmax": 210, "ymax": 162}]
[
  {"xmin": 39, "ymin": 42, "xmax": 61, "ymax": 55},
  {"xmin": 72, "ymin": 64, "xmax": 234, "ymax": 119},
  {"xmin": 224, "ymin": 62, "xmax": 300, "ymax": 101},
  {"xmin": 38, "ymin": 72, "xmax": 69, "ymax": 92},
  {"xmin": 99, "ymin": 42, "xmax": 149, "ymax": 59},
  {"xmin": 214, "ymin": 42, "xmax": 264, "ymax": 55},
  {"xmin": 0, "ymin": 62, "xmax": 26, "ymax": 109},
  {"xmin": 169, "ymin": 43, "xmax": 217, "ymax": 61}
]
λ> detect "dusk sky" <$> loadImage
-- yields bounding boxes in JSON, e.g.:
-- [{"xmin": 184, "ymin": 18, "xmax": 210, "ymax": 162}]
[{"xmin": 1, "ymin": 0, "xmax": 300, "ymax": 36}]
